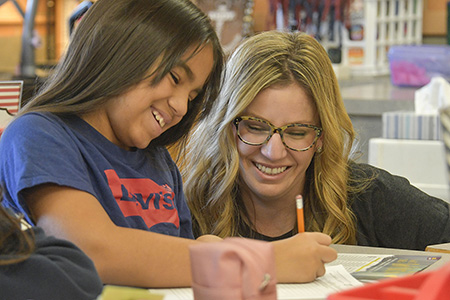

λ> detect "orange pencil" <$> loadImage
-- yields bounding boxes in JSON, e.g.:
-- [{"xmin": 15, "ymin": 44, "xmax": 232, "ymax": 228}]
[{"xmin": 296, "ymin": 194, "xmax": 305, "ymax": 233}]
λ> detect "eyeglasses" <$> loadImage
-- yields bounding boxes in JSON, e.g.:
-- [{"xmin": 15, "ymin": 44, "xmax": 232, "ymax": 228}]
[{"xmin": 233, "ymin": 116, "xmax": 322, "ymax": 152}]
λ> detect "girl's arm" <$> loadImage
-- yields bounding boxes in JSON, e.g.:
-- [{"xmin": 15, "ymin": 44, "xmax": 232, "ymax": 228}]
[{"xmin": 25, "ymin": 184, "xmax": 198, "ymax": 288}]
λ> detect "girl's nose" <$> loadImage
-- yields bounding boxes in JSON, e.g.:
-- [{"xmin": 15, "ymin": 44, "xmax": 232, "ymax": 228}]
[
  {"xmin": 168, "ymin": 92, "xmax": 189, "ymax": 118},
  {"xmin": 260, "ymin": 133, "xmax": 288, "ymax": 160}
]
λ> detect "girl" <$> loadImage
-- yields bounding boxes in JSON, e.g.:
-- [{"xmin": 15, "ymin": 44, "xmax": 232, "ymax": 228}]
[{"xmin": 0, "ymin": 0, "xmax": 223, "ymax": 287}]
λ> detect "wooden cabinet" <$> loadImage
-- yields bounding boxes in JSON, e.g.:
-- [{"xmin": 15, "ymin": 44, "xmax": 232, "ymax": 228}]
[
  {"xmin": 423, "ymin": 0, "xmax": 448, "ymax": 36},
  {"xmin": 0, "ymin": 0, "xmax": 81, "ymax": 75},
  {"xmin": 0, "ymin": 0, "xmax": 49, "ymax": 74}
]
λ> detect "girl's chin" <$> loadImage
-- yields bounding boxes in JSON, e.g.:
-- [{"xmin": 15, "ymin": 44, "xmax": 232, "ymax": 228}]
[{"xmin": 132, "ymin": 136, "xmax": 153, "ymax": 149}]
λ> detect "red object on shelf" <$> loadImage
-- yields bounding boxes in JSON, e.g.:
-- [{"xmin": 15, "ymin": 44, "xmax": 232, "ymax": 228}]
[
  {"xmin": 0, "ymin": 81, "xmax": 22, "ymax": 115},
  {"xmin": 328, "ymin": 262, "xmax": 450, "ymax": 300}
]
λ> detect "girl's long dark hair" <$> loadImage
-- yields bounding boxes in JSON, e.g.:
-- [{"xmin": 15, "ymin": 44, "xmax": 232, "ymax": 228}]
[{"xmin": 18, "ymin": 0, "xmax": 224, "ymax": 149}]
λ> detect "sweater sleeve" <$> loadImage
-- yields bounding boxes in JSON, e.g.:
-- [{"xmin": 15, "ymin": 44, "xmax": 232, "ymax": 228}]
[
  {"xmin": 0, "ymin": 226, "xmax": 103, "ymax": 300},
  {"xmin": 351, "ymin": 163, "xmax": 450, "ymax": 250}
]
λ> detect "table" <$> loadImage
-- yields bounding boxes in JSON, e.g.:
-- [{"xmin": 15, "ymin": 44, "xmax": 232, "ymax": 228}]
[{"xmin": 145, "ymin": 244, "xmax": 450, "ymax": 300}]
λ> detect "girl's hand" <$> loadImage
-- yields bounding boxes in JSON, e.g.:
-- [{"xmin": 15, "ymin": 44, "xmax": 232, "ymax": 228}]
[{"xmin": 196, "ymin": 234, "xmax": 223, "ymax": 242}]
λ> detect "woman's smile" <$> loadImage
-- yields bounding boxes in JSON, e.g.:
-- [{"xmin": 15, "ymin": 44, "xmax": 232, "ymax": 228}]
[{"xmin": 254, "ymin": 162, "xmax": 288, "ymax": 176}]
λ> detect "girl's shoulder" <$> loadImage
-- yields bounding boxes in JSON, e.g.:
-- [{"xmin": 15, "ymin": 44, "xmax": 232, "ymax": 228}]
[{"xmin": 6, "ymin": 112, "xmax": 67, "ymax": 134}]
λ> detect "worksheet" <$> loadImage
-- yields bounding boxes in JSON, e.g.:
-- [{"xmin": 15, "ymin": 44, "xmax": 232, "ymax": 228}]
[
  {"xmin": 327, "ymin": 253, "xmax": 394, "ymax": 272},
  {"xmin": 148, "ymin": 265, "xmax": 363, "ymax": 300}
]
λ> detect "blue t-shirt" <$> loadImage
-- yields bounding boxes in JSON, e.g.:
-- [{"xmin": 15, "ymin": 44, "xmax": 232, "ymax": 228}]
[{"xmin": 0, "ymin": 112, "xmax": 193, "ymax": 239}]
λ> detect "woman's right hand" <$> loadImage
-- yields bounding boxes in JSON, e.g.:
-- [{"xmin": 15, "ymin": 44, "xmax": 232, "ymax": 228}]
[{"xmin": 272, "ymin": 232, "xmax": 337, "ymax": 283}]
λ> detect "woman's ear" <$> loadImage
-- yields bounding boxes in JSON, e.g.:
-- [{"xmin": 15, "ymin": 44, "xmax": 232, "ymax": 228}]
[
  {"xmin": 315, "ymin": 134, "xmax": 324, "ymax": 153},
  {"xmin": 231, "ymin": 120, "xmax": 237, "ymax": 135}
]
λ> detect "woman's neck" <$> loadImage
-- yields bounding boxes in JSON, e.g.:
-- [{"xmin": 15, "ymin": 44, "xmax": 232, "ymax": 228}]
[{"xmin": 241, "ymin": 189, "xmax": 301, "ymax": 238}]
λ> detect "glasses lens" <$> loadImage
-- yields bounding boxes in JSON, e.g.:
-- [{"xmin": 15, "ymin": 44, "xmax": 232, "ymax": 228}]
[
  {"xmin": 238, "ymin": 119, "xmax": 271, "ymax": 145},
  {"xmin": 283, "ymin": 125, "xmax": 318, "ymax": 150}
]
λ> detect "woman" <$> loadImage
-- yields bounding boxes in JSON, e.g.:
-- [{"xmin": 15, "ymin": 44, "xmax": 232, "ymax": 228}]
[{"xmin": 183, "ymin": 31, "xmax": 450, "ymax": 251}]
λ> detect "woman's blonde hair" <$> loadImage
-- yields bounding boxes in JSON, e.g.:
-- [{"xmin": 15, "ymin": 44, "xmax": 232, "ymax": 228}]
[{"xmin": 183, "ymin": 31, "xmax": 359, "ymax": 244}]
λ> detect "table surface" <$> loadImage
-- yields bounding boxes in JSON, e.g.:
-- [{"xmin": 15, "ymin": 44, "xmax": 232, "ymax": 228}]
[{"xmin": 339, "ymin": 76, "xmax": 418, "ymax": 116}]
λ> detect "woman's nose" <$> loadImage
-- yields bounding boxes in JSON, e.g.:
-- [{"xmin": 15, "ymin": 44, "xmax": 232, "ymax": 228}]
[{"xmin": 260, "ymin": 133, "xmax": 288, "ymax": 160}]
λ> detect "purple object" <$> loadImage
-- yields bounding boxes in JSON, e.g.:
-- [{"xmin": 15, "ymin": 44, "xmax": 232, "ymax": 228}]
[{"xmin": 388, "ymin": 45, "xmax": 450, "ymax": 87}]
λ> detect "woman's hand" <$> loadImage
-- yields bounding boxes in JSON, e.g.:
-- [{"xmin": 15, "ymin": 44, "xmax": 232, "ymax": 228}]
[{"xmin": 272, "ymin": 232, "xmax": 337, "ymax": 283}]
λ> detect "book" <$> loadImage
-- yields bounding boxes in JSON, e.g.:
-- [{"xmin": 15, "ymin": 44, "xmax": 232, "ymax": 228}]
[
  {"xmin": 331, "ymin": 253, "xmax": 442, "ymax": 281},
  {"xmin": 426, "ymin": 242, "xmax": 450, "ymax": 254},
  {"xmin": 98, "ymin": 285, "xmax": 164, "ymax": 300}
]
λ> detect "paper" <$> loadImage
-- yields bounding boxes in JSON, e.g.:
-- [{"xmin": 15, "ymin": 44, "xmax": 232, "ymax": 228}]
[
  {"xmin": 276, "ymin": 265, "xmax": 363, "ymax": 299},
  {"xmin": 148, "ymin": 265, "xmax": 362, "ymax": 300},
  {"xmin": 415, "ymin": 76, "xmax": 450, "ymax": 115},
  {"xmin": 327, "ymin": 253, "xmax": 394, "ymax": 272}
]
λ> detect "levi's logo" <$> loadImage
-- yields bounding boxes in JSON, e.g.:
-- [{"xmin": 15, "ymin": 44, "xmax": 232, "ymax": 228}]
[{"xmin": 104, "ymin": 169, "xmax": 179, "ymax": 229}]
